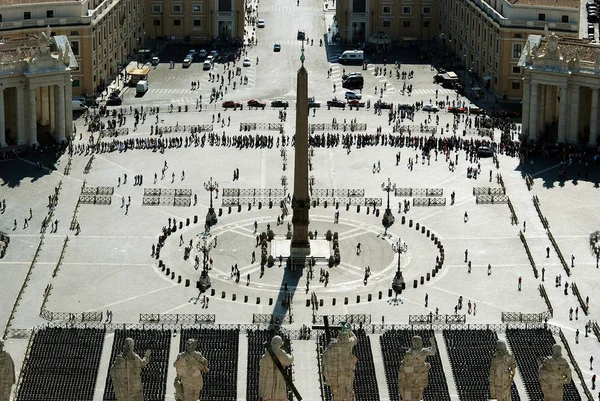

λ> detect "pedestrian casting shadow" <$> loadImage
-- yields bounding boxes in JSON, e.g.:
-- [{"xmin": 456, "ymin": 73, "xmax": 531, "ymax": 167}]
[
  {"xmin": 516, "ymin": 155, "xmax": 600, "ymax": 189},
  {"xmin": 0, "ymin": 158, "xmax": 56, "ymax": 188},
  {"xmin": 267, "ymin": 259, "xmax": 304, "ymax": 330}
]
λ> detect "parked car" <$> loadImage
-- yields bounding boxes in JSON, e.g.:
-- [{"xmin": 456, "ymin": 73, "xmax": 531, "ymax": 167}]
[
  {"xmin": 477, "ymin": 146, "xmax": 494, "ymax": 157},
  {"xmin": 257, "ymin": 19, "xmax": 265, "ymax": 27},
  {"xmin": 342, "ymin": 72, "xmax": 362, "ymax": 81},
  {"xmin": 198, "ymin": 49, "xmax": 208, "ymax": 58},
  {"xmin": 243, "ymin": 57, "xmax": 252, "ymax": 67},
  {"xmin": 151, "ymin": 56, "xmax": 160, "ymax": 66},
  {"xmin": 375, "ymin": 100, "xmax": 392, "ymax": 109},
  {"xmin": 222, "ymin": 100, "xmax": 242, "ymax": 108},
  {"xmin": 448, "ymin": 106, "xmax": 467, "ymax": 113},
  {"xmin": 247, "ymin": 99, "xmax": 266, "ymax": 109},
  {"xmin": 469, "ymin": 107, "xmax": 485, "ymax": 115},
  {"xmin": 308, "ymin": 97, "xmax": 321, "ymax": 108},
  {"xmin": 347, "ymin": 99, "xmax": 365, "ymax": 108},
  {"xmin": 274, "ymin": 43, "xmax": 281, "ymax": 52},
  {"xmin": 422, "ymin": 104, "xmax": 439, "ymax": 112},
  {"xmin": 327, "ymin": 98, "xmax": 346, "ymax": 109},
  {"xmin": 398, "ymin": 104, "xmax": 415, "ymax": 111},
  {"xmin": 344, "ymin": 90, "xmax": 362, "ymax": 100},
  {"xmin": 106, "ymin": 96, "xmax": 123, "ymax": 106},
  {"xmin": 271, "ymin": 100, "xmax": 289, "ymax": 108}
]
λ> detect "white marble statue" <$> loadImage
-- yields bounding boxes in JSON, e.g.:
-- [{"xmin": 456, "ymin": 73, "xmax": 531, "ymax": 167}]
[
  {"xmin": 489, "ymin": 340, "xmax": 516, "ymax": 401},
  {"xmin": 110, "ymin": 338, "xmax": 151, "ymax": 401},
  {"xmin": 37, "ymin": 27, "xmax": 52, "ymax": 56},
  {"xmin": 539, "ymin": 344, "xmax": 572, "ymax": 401},
  {"xmin": 398, "ymin": 335, "xmax": 437, "ymax": 401},
  {"xmin": 322, "ymin": 323, "xmax": 358, "ymax": 401},
  {"xmin": 0, "ymin": 340, "xmax": 15, "ymax": 401},
  {"xmin": 174, "ymin": 339, "xmax": 209, "ymax": 401},
  {"xmin": 259, "ymin": 336, "xmax": 294, "ymax": 401}
]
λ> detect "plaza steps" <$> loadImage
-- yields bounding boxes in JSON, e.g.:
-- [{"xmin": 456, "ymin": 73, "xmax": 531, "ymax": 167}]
[
  {"xmin": 435, "ymin": 331, "xmax": 460, "ymax": 401},
  {"xmin": 369, "ymin": 333, "xmax": 391, "ymax": 401},
  {"xmin": 92, "ymin": 332, "xmax": 116, "ymax": 401},
  {"xmin": 292, "ymin": 339, "xmax": 322, "ymax": 401}
]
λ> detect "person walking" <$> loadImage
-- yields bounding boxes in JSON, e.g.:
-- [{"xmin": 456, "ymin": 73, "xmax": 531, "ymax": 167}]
[{"xmin": 518, "ymin": 276, "xmax": 522, "ymax": 291}]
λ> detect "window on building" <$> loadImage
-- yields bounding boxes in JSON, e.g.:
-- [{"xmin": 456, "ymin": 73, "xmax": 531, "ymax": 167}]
[
  {"xmin": 423, "ymin": 6, "xmax": 431, "ymax": 14},
  {"xmin": 352, "ymin": 0, "xmax": 366, "ymax": 13},
  {"xmin": 500, "ymin": 4, "xmax": 503, "ymax": 14},
  {"xmin": 382, "ymin": 6, "xmax": 391, "ymax": 14},
  {"xmin": 403, "ymin": 6, "xmax": 411, "ymax": 14},
  {"xmin": 512, "ymin": 43, "xmax": 522, "ymax": 58},
  {"xmin": 561, "ymin": 15, "xmax": 569, "ymax": 23},
  {"xmin": 70, "ymin": 30, "xmax": 79, "ymax": 35},
  {"xmin": 0, "ymin": 14, "xmax": 3, "ymax": 23},
  {"xmin": 193, "ymin": 4, "xmax": 201, "ymax": 12},
  {"xmin": 46, "ymin": 10, "xmax": 54, "ymax": 18},
  {"xmin": 23, "ymin": 12, "xmax": 31, "ymax": 20},
  {"xmin": 218, "ymin": 0, "xmax": 232, "ymax": 11},
  {"xmin": 172, "ymin": 4, "xmax": 182, "ymax": 12},
  {"xmin": 193, "ymin": 18, "xmax": 200, "ymax": 26},
  {"xmin": 72, "ymin": 79, "xmax": 80, "ymax": 87},
  {"xmin": 70, "ymin": 40, "xmax": 79, "ymax": 56},
  {"xmin": 514, "ymin": 33, "xmax": 522, "ymax": 38},
  {"xmin": 538, "ymin": 13, "xmax": 545, "ymax": 21},
  {"xmin": 154, "ymin": 19, "xmax": 160, "ymax": 26},
  {"xmin": 383, "ymin": 19, "xmax": 390, "ymax": 27},
  {"xmin": 152, "ymin": 4, "xmax": 161, "ymax": 12},
  {"xmin": 174, "ymin": 19, "xmax": 181, "ymax": 25},
  {"xmin": 512, "ymin": 66, "xmax": 521, "ymax": 74},
  {"xmin": 403, "ymin": 20, "xmax": 410, "ymax": 28},
  {"xmin": 512, "ymin": 81, "xmax": 520, "ymax": 90}
]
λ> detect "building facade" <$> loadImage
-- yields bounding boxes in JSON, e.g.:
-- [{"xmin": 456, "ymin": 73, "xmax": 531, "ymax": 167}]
[
  {"xmin": 144, "ymin": 0, "xmax": 245, "ymax": 43},
  {"xmin": 0, "ymin": 30, "xmax": 73, "ymax": 148},
  {"xmin": 520, "ymin": 33, "xmax": 599, "ymax": 145},
  {"xmin": 438, "ymin": 0, "xmax": 579, "ymax": 100},
  {"xmin": 336, "ymin": 0, "xmax": 439, "ymax": 44},
  {"xmin": 0, "ymin": 0, "xmax": 145, "ymax": 97}
]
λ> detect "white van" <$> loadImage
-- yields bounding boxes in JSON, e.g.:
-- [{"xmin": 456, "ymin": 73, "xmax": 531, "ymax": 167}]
[
  {"xmin": 203, "ymin": 60, "xmax": 212, "ymax": 70},
  {"xmin": 136, "ymin": 80, "xmax": 149, "ymax": 95},
  {"xmin": 72, "ymin": 100, "xmax": 88, "ymax": 111},
  {"xmin": 182, "ymin": 57, "xmax": 192, "ymax": 68},
  {"xmin": 338, "ymin": 50, "xmax": 364, "ymax": 65}
]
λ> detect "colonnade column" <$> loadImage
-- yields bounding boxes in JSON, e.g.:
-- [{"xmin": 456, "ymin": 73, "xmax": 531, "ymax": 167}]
[
  {"xmin": 64, "ymin": 77, "xmax": 73, "ymax": 139},
  {"xmin": 590, "ymin": 87, "xmax": 598, "ymax": 146},
  {"xmin": 56, "ymin": 84, "xmax": 66, "ymax": 142},
  {"xmin": 538, "ymin": 85, "xmax": 546, "ymax": 132},
  {"xmin": 544, "ymin": 86, "xmax": 554, "ymax": 125},
  {"xmin": 558, "ymin": 85, "xmax": 568, "ymax": 142},
  {"xmin": 569, "ymin": 85, "xmax": 580, "ymax": 142},
  {"xmin": 529, "ymin": 81, "xmax": 539, "ymax": 141},
  {"xmin": 521, "ymin": 77, "xmax": 531, "ymax": 137},
  {"xmin": 0, "ymin": 88, "xmax": 5, "ymax": 148},
  {"xmin": 16, "ymin": 87, "xmax": 26, "ymax": 145},
  {"xmin": 28, "ymin": 86, "xmax": 38, "ymax": 145}
]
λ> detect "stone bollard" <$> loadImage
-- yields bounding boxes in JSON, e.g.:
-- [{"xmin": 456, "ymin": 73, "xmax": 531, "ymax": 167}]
[
  {"xmin": 306, "ymin": 299, "xmax": 310, "ymax": 307},
  {"xmin": 244, "ymin": 295, "xmax": 248, "ymax": 303},
  {"xmin": 409, "ymin": 219, "xmax": 413, "ymax": 227},
  {"xmin": 379, "ymin": 291, "xmax": 383, "ymax": 299},
  {"xmin": 346, "ymin": 203, "xmax": 350, "ymax": 211},
  {"xmin": 186, "ymin": 218, "xmax": 190, "ymax": 226},
  {"xmin": 413, "ymin": 279, "xmax": 418, "ymax": 288},
  {"xmin": 420, "ymin": 276, "xmax": 425, "ymax": 285},
  {"xmin": 166, "ymin": 268, "xmax": 170, "ymax": 275},
  {"xmin": 336, "ymin": 202, "xmax": 340, "ymax": 209},
  {"xmin": 376, "ymin": 209, "xmax": 380, "ymax": 217},
  {"xmin": 171, "ymin": 272, "xmax": 175, "ymax": 280},
  {"xmin": 388, "ymin": 289, "xmax": 392, "ymax": 297},
  {"xmin": 194, "ymin": 215, "xmax": 198, "ymax": 224},
  {"xmin": 179, "ymin": 221, "xmax": 183, "ymax": 229},
  {"xmin": 368, "ymin": 294, "xmax": 372, "ymax": 302},
  {"xmin": 366, "ymin": 207, "xmax": 370, "ymax": 215},
  {"xmin": 218, "ymin": 208, "xmax": 222, "ymax": 216},
  {"xmin": 432, "ymin": 269, "xmax": 436, "ymax": 277},
  {"xmin": 248, "ymin": 203, "xmax": 251, "ymax": 211},
  {"xmin": 427, "ymin": 229, "xmax": 430, "ymax": 237},
  {"xmin": 256, "ymin": 297, "xmax": 260, "ymax": 304},
  {"xmin": 238, "ymin": 205, "xmax": 242, "ymax": 213},
  {"xmin": 221, "ymin": 291, "xmax": 226, "ymax": 298},
  {"xmin": 211, "ymin": 289, "xmax": 216, "ymax": 296},
  {"xmin": 357, "ymin": 205, "xmax": 360, "ymax": 213},
  {"xmin": 258, "ymin": 202, "xmax": 262, "ymax": 209},
  {"xmin": 356, "ymin": 295, "xmax": 360, "ymax": 303},
  {"xmin": 426, "ymin": 273, "xmax": 430, "ymax": 281},
  {"xmin": 177, "ymin": 275, "xmax": 182, "ymax": 283},
  {"xmin": 232, "ymin": 293, "xmax": 236, "ymax": 301},
  {"xmin": 185, "ymin": 279, "xmax": 190, "ymax": 287},
  {"xmin": 416, "ymin": 222, "xmax": 420, "ymax": 230},
  {"xmin": 269, "ymin": 298, "xmax": 273, "ymax": 305},
  {"xmin": 422, "ymin": 226, "xmax": 426, "ymax": 234},
  {"xmin": 344, "ymin": 297, "xmax": 348, "ymax": 305},
  {"xmin": 319, "ymin": 299, "xmax": 324, "ymax": 307},
  {"xmin": 332, "ymin": 298, "xmax": 336, "ymax": 306}
]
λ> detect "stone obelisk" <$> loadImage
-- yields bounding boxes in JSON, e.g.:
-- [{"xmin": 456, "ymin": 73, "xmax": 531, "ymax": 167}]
[{"xmin": 290, "ymin": 44, "xmax": 311, "ymax": 256}]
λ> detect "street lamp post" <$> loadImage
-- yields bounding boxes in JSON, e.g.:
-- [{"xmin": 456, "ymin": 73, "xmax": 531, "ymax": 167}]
[
  {"xmin": 204, "ymin": 177, "xmax": 219, "ymax": 228},
  {"xmin": 381, "ymin": 178, "xmax": 396, "ymax": 236},
  {"xmin": 392, "ymin": 237, "xmax": 407, "ymax": 294},
  {"xmin": 196, "ymin": 238, "xmax": 213, "ymax": 291}
]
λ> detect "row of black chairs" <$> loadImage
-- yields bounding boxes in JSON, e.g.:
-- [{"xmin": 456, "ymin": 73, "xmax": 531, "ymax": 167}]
[
  {"xmin": 246, "ymin": 329, "xmax": 293, "ymax": 401},
  {"xmin": 17, "ymin": 327, "xmax": 105, "ymax": 401},
  {"xmin": 102, "ymin": 329, "xmax": 171, "ymax": 401},
  {"xmin": 380, "ymin": 329, "xmax": 451, "ymax": 401},
  {"xmin": 179, "ymin": 328, "xmax": 239, "ymax": 401},
  {"xmin": 443, "ymin": 329, "xmax": 520, "ymax": 401},
  {"xmin": 506, "ymin": 328, "xmax": 581, "ymax": 401}
]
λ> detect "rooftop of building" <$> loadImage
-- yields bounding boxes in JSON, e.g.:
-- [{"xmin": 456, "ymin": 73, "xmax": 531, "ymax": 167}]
[
  {"xmin": 537, "ymin": 35, "xmax": 600, "ymax": 63},
  {"xmin": 508, "ymin": 0, "xmax": 579, "ymax": 9}
]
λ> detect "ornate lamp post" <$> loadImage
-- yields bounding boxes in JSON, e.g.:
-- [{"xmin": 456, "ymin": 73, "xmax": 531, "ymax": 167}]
[
  {"xmin": 204, "ymin": 177, "xmax": 218, "ymax": 227},
  {"xmin": 196, "ymin": 238, "xmax": 213, "ymax": 291},
  {"xmin": 381, "ymin": 178, "xmax": 396, "ymax": 236},
  {"xmin": 392, "ymin": 237, "xmax": 407, "ymax": 294}
]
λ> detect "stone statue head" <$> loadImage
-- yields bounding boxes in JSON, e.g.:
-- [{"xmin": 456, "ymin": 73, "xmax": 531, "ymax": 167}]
[
  {"xmin": 185, "ymin": 338, "xmax": 197, "ymax": 353},
  {"xmin": 552, "ymin": 344, "xmax": 562, "ymax": 359},
  {"xmin": 496, "ymin": 340, "xmax": 507, "ymax": 353},
  {"xmin": 123, "ymin": 338, "xmax": 135, "ymax": 355},
  {"xmin": 411, "ymin": 335, "xmax": 423, "ymax": 350},
  {"xmin": 271, "ymin": 336, "xmax": 283, "ymax": 349}
]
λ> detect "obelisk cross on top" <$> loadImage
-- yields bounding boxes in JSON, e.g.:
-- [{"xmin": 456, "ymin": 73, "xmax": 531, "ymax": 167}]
[{"xmin": 290, "ymin": 42, "xmax": 311, "ymax": 256}]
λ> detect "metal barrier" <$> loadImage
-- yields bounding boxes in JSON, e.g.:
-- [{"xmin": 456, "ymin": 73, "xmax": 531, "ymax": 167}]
[
  {"xmin": 547, "ymin": 229, "xmax": 571, "ymax": 277},
  {"xmin": 221, "ymin": 197, "xmax": 285, "ymax": 207},
  {"xmin": 571, "ymin": 283, "xmax": 589, "ymax": 316},
  {"xmin": 222, "ymin": 188, "xmax": 285, "ymax": 197},
  {"xmin": 395, "ymin": 188, "xmax": 443, "ymax": 197},
  {"xmin": 396, "ymin": 125, "xmax": 437, "ymax": 135},
  {"xmin": 559, "ymin": 328, "xmax": 594, "ymax": 401},
  {"xmin": 408, "ymin": 314, "xmax": 466, "ymax": 324},
  {"xmin": 253, "ymin": 314, "xmax": 292, "ymax": 325},
  {"xmin": 533, "ymin": 195, "xmax": 549, "ymax": 229},
  {"xmin": 139, "ymin": 313, "xmax": 216, "ymax": 324},
  {"xmin": 313, "ymin": 314, "xmax": 371, "ymax": 325},
  {"xmin": 81, "ymin": 186, "xmax": 114, "ymax": 196},
  {"xmin": 476, "ymin": 195, "xmax": 509, "ymax": 204},
  {"xmin": 239, "ymin": 122, "xmax": 283, "ymax": 131},
  {"xmin": 309, "ymin": 123, "xmax": 367, "ymax": 132},
  {"xmin": 519, "ymin": 231, "xmax": 538, "ymax": 278},
  {"xmin": 142, "ymin": 197, "xmax": 191, "ymax": 207},
  {"xmin": 412, "ymin": 197, "xmax": 446, "ymax": 206},
  {"xmin": 311, "ymin": 189, "xmax": 365, "ymax": 197},
  {"xmin": 157, "ymin": 124, "xmax": 213, "ymax": 134},
  {"xmin": 501, "ymin": 311, "xmax": 549, "ymax": 323},
  {"xmin": 538, "ymin": 284, "xmax": 554, "ymax": 318},
  {"xmin": 79, "ymin": 195, "xmax": 112, "ymax": 205},
  {"xmin": 99, "ymin": 128, "xmax": 129, "ymax": 138},
  {"xmin": 473, "ymin": 187, "xmax": 506, "ymax": 196}
]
